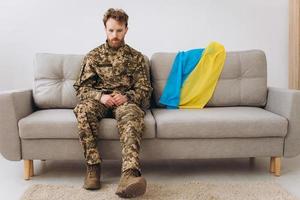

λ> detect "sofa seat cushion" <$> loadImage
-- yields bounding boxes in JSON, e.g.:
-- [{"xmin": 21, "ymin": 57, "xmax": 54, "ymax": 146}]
[
  {"xmin": 152, "ymin": 107, "xmax": 288, "ymax": 139},
  {"xmin": 19, "ymin": 109, "xmax": 155, "ymax": 139}
]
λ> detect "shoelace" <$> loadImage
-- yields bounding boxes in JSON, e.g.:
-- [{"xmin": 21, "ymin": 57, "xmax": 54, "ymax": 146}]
[{"xmin": 87, "ymin": 165, "xmax": 99, "ymax": 176}]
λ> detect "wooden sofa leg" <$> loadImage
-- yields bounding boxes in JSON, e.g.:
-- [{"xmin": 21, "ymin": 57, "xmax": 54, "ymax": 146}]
[
  {"xmin": 274, "ymin": 157, "xmax": 281, "ymax": 176},
  {"xmin": 270, "ymin": 157, "xmax": 281, "ymax": 176},
  {"xmin": 24, "ymin": 160, "xmax": 34, "ymax": 180},
  {"xmin": 30, "ymin": 160, "xmax": 34, "ymax": 177}
]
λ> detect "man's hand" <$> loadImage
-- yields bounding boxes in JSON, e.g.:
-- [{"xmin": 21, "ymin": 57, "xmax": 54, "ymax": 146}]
[
  {"xmin": 100, "ymin": 94, "xmax": 117, "ymax": 107},
  {"xmin": 100, "ymin": 93, "xmax": 128, "ymax": 107},
  {"xmin": 112, "ymin": 93, "xmax": 128, "ymax": 106}
]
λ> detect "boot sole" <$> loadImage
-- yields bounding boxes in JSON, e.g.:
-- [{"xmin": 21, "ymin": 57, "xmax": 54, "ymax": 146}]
[
  {"xmin": 116, "ymin": 177, "xmax": 147, "ymax": 198},
  {"xmin": 83, "ymin": 183, "xmax": 101, "ymax": 190}
]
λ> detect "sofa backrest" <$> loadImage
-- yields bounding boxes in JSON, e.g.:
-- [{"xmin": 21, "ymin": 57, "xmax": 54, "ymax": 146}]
[
  {"xmin": 33, "ymin": 53, "xmax": 151, "ymax": 109},
  {"xmin": 151, "ymin": 50, "xmax": 267, "ymax": 107}
]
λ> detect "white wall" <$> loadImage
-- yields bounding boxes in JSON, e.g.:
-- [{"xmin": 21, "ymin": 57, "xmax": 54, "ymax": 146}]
[{"xmin": 0, "ymin": 0, "xmax": 288, "ymax": 91}]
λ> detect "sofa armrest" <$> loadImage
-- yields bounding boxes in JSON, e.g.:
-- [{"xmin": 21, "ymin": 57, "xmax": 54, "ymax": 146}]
[
  {"xmin": 0, "ymin": 89, "xmax": 34, "ymax": 161},
  {"xmin": 265, "ymin": 87, "xmax": 300, "ymax": 157}
]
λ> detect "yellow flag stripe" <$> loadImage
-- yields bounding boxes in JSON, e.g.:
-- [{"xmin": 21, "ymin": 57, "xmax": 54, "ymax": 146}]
[{"xmin": 179, "ymin": 42, "xmax": 226, "ymax": 109}]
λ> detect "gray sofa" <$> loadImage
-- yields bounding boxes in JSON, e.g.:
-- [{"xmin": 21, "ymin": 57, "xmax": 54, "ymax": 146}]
[{"xmin": 1, "ymin": 50, "xmax": 300, "ymax": 180}]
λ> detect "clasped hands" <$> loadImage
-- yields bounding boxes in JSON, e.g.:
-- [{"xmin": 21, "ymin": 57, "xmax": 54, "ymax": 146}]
[{"xmin": 100, "ymin": 93, "xmax": 128, "ymax": 107}]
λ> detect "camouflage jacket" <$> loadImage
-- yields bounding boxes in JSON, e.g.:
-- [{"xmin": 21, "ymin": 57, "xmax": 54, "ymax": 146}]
[{"xmin": 73, "ymin": 41, "xmax": 153, "ymax": 109}]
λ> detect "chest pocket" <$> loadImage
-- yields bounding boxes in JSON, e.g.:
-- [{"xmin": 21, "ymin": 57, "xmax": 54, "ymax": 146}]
[
  {"xmin": 95, "ymin": 63, "xmax": 113, "ymax": 81},
  {"xmin": 113, "ymin": 58, "xmax": 134, "ymax": 76}
]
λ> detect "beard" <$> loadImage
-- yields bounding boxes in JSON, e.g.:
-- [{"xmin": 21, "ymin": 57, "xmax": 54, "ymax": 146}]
[{"xmin": 108, "ymin": 38, "xmax": 124, "ymax": 48}]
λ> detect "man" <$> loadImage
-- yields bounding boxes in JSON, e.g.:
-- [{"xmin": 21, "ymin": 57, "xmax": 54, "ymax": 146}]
[{"xmin": 73, "ymin": 8, "xmax": 152, "ymax": 198}]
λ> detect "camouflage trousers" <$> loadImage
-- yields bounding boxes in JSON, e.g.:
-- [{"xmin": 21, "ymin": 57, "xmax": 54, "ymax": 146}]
[{"xmin": 73, "ymin": 99, "xmax": 145, "ymax": 174}]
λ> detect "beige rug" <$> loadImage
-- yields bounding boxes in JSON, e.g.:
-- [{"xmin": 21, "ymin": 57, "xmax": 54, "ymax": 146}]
[{"xmin": 21, "ymin": 181, "xmax": 299, "ymax": 200}]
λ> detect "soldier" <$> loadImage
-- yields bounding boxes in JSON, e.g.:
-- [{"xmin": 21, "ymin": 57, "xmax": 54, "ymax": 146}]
[{"xmin": 73, "ymin": 8, "xmax": 152, "ymax": 198}]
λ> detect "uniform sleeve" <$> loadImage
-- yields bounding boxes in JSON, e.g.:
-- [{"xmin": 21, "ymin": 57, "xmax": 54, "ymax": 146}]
[
  {"xmin": 125, "ymin": 55, "xmax": 153, "ymax": 109},
  {"xmin": 73, "ymin": 57, "xmax": 102, "ymax": 102}
]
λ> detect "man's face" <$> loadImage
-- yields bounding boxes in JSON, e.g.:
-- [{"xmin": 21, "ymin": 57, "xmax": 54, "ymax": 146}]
[{"xmin": 105, "ymin": 18, "xmax": 128, "ymax": 48}]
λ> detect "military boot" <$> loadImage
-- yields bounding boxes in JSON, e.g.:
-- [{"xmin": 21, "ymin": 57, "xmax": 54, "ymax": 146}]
[
  {"xmin": 83, "ymin": 163, "xmax": 101, "ymax": 190},
  {"xmin": 115, "ymin": 169, "xmax": 147, "ymax": 198}
]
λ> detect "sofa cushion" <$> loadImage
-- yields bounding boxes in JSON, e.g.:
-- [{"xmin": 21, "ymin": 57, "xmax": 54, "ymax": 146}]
[
  {"xmin": 18, "ymin": 109, "xmax": 155, "ymax": 139},
  {"xmin": 33, "ymin": 53, "xmax": 83, "ymax": 109},
  {"xmin": 33, "ymin": 53, "xmax": 151, "ymax": 109},
  {"xmin": 152, "ymin": 107, "xmax": 287, "ymax": 138},
  {"xmin": 151, "ymin": 50, "xmax": 267, "ymax": 107}
]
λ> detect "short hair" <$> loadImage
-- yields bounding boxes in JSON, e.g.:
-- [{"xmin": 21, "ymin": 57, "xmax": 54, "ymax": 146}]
[{"xmin": 103, "ymin": 8, "xmax": 128, "ymax": 27}]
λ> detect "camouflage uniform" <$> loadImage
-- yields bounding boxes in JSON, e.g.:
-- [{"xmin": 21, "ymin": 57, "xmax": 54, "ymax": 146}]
[{"xmin": 73, "ymin": 41, "xmax": 152, "ymax": 174}]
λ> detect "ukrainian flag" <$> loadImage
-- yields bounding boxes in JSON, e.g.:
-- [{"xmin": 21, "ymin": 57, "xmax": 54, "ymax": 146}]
[{"xmin": 160, "ymin": 41, "xmax": 226, "ymax": 109}]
